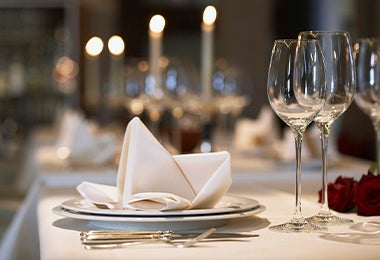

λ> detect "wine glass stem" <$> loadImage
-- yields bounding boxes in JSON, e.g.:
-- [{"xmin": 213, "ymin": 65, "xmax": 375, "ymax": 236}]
[
  {"xmin": 319, "ymin": 124, "xmax": 330, "ymax": 213},
  {"xmin": 375, "ymin": 130, "xmax": 380, "ymax": 174},
  {"xmin": 294, "ymin": 132, "xmax": 303, "ymax": 219}
]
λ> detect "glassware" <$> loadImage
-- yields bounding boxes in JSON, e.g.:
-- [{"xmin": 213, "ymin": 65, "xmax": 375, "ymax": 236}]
[
  {"xmin": 267, "ymin": 39, "xmax": 327, "ymax": 232},
  {"xmin": 125, "ymin": 57, "xmax": 166, "ymax": 138},
  {"xmin": 354, "ymin": 38, "xmax": 380, "ymax": 173},
  {"xmin": 124, "ymin": 58, "xmax": 149, "ymax": 117},
  {"xmin": 298, "ymin": 31, "xmax": 356, "ymax": 225},
  {"xmin": 212, "ymin": 59, "xmax": 249, "ymax": 151},
  {"xmin": 162, "ymin": 57, "xmax": 200, "ymax": 153}
]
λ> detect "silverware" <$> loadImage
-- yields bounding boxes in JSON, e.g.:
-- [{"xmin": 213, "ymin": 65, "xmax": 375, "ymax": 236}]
[
  {"xmin": 83, "ymin": 227, "xmax": 216, "ymax": 249},
  {"xmin": 80, "ymin": 230, "xmax": 172, "ymax": 240},
  {"xmin": 80, "ymin": 229, "xmax": 258, "ymax": 243}
]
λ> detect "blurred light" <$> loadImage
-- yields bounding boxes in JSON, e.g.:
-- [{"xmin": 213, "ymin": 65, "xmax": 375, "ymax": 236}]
[
  {"xmin": 213, "ymin": 71, "xmax": 224, "ymax": 92},
  {"xmin": 53, "ymin": 56, "xmax": 79, "ymax": 94},
  {"xmin": 55, "ymin": 57, "xmax": 78, "ymax": 79},
  {"xmin": 160, "ymin": 56, "xmax": 169, "ymax": 68},
  {"xmin": 149, "ymin": 15, "xmax": 166, "ymax": 33},
  {"xmin": 166, "ymin": 68, "xmax": 178, "ymax": 90},
  {"xmin": 203, "ymin": 5, "xmax": 217, "ymax": 25},
  {"xmin": 108, "ymin": 35, "xmax": 125, "ymax": 56},
  {"xmin": 57, "ymin": 146, "xmax": 71, "ymax": 160},
  {"xmin": 172, "ymin": 106, "xmax": 183, "ymax": 119},
  {"xmin": 126, "ymin": 79, "xmax": 139, "ymax": 96},
  {"xmin": 220, "ymin": 101, "xmax": 233, "ymax": 115},
  {"xmin": 200, "ymin": 140, "xmax": 212, "ymax": 153},
  {"xmin": 130, "ymin": 99, "xmax": 144, "ymax": 115},
  {"xmin": 85, "ymin": 36, "xmax": 103, "ymax": 56},
  {"xmin": 149, "ymin": 110, "xmax": 161, "ymax": 122},
  {"xmin": 138, "ymin": 60, "xmax": 149, "ymax": 72}
]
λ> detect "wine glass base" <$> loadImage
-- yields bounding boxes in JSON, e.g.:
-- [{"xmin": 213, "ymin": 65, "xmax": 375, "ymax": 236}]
[
  {"xmin": 307, "ymin": 212, "xmax": 353, "ymax": 226},
  {"xmin": 269, "ymin": 218, "xmax": 326, "ymax": 233}
]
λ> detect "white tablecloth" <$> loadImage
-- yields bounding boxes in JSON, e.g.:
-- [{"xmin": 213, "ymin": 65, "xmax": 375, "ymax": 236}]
[
  {"xmin": 2, "ymin": 153, "xmax": 380, "ymax": 260},
  {"xmin": 37, "ymin": 184, "xmax": 380, "ymax": 260}
]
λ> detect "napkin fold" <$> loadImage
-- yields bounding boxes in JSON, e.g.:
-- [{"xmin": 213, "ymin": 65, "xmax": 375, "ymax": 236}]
[
  {"xmin": 77, "ymin": 117, "xmax": 231, "ymax": 211},
  {"xmin": 55, "ymin": 110, "xmax": 117, "ymax": 166},
  {"xmin": 272, "ymin": 125, "xmax": 340, "ymax": 163},
  {"xmin": 233, "ymin": 106, "xmax": 340, "ymax": 163},
  {"xmin": 36, "ymin": 110, "xmax": 117, "ymax": 167},
  {"xmin": 233, "ymin": 106, "xmax": 280, "ymax": 152}
]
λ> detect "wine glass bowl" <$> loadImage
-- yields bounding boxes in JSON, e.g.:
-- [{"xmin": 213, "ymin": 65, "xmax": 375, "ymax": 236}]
[
  {"xmin": 212, "ymin": 59, "xmax": 250, "ymax": 151},
  {"xmin": 354, "ymin": 37, "xmax": 380, "ymax": 173},
  {"xmin": 298, "ymin": 31, "xmax": 356, "ymax": 225},
  {"xmin": 267, "ymin": 39, "xmax": 326, "ymax": 232}
]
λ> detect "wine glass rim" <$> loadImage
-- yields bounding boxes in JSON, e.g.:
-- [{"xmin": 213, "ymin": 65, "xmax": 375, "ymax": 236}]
[
  {"xmin": 273, "ymin": 39, "xmax": 297, "ymax": 48},
  {"xmin": 299, "ymin": 30, "xmax": 350, "ymax": 36},
  {"xmin": 274, "ymin": 39, "xmax": 297, "ymax": 43},
  {"xmin": 274, "ymin": 38, "xmax": 322, "ymax": 47}
]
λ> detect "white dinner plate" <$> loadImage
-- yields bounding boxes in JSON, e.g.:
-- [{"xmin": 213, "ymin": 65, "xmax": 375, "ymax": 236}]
[
  {"xmin": 53, "ymin": 204, "xmax": 266, "ymax": 231},
  {"xmin": 60, "ymin": 195, "xmax": 260, "ymax": 217}
]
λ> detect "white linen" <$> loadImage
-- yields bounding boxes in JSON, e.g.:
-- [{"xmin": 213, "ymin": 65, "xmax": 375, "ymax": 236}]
[
  {"xmin": 56, "ymin": 109, "xmax": 117, "ymax": 166},
  {"xmin": 77, "ymin": 117, "xmax": 231, "ymax": 211},
  {"xmin": 272, "ymin": 126, "xmax": 339, "ymax": 163},
  {"xmin": 233, "ymin": 106, "xmax": 339, "ymax": 163},
  {"xmin": 76, "ymin": 182, "xmax": 118, "ymax": 209},
  {"xmin": 2, "ymin": 129, "xmax": 378, "ymax": 260},
  {"xmin": 233, "ymin": 106, "xmax": 280, "ymax": 151},
  {"xmin": 127, "ymin": 192, "xmax": 191, "ymax": 211},
  {"xmin": 36, "ymin": 182, "xmax": 380, "ymax": 260},
  {"xmin": 37, "ymin": 109, "xmax": 117, "ymax": 167}
]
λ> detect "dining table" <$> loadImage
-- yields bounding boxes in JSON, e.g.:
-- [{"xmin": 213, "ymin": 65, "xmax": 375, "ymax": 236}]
[{"xmin": 1, "ymin": 128, "xmax": 380, "ymax": 260}]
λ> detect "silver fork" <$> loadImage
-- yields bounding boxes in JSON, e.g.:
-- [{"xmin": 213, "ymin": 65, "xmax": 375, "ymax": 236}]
[{"xmin": 83, "ymin": 227, "xmax": 216, "ymax": 249}]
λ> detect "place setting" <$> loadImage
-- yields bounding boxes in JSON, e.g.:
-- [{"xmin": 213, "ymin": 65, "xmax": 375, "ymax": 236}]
[
  {"xmin": 52, "ymin": 117, "xmax": 266, "ymax": 234},
  {"xmin": 2, "ymin": 1, "xmax": 380, "ymax": 259}
]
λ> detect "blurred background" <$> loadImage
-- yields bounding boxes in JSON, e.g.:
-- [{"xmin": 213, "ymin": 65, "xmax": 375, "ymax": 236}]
[{"xmin": 0, "ymin": 0, "xmax": 379, "ymax": 237}]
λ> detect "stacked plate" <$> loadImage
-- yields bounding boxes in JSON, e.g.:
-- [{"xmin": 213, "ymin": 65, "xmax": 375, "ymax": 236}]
[{"xmin": 53, "ymin": 195, "xmax": 265, "ymax": 231}]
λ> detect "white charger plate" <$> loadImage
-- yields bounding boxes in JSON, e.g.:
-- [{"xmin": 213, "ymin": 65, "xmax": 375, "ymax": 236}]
[
  {"xmin": 52, "ymin": 203, "xmax": 265, "ymax": 231},
  {"xmin": 60, "ymin": 195, "xmax": 260, "ymax": 217}
]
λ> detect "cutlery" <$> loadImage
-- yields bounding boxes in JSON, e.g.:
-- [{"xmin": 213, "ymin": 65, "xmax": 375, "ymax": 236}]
[
  {"xmin": 83, "ymin": 227, "xmax": 216, "ymax": 249},
  {"xmin": 80, "ymin": 229, "xmax": 258, "ymax": 242}
]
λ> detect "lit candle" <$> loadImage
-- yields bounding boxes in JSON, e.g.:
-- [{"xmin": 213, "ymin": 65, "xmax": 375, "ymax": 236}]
[
  {"xmin": 108, "ymin": 35, "xmax": 125, "ymax": 97},
  {"xmin": 201, "ymin": 5, "xmax": 217, "ymax": 102},
  {"xmin": 85, "ymin": 36, "xmax": 103, "ymax": 106},
  {"xmin": 148, "ymin": 14, "xmax": 165, "ymax": 99}
]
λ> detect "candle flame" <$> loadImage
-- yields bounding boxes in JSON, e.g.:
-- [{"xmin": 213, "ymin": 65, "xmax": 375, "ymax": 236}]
[
  {"xmin": 203, "ymin": 5, "xmax": 217, "ymax": 25},
  {"xmin": 149, "ymin": 14, "xmax": 166, "ymax": 33},
  {"xmin": 108, "ymin": 35, "xmax": 125, "ymax": 55},
  {"xmin": 85, "ymin": 36, "xmax": 104, "ymax": 57}
]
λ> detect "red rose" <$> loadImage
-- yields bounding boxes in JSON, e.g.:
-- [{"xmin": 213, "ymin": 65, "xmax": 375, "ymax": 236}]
[
  {"xmin": 318, "ymin": 176, "xmax": 357, "ymax": 212},
  {"xmin": 353, "ymin": 173, "xmax": 380, "ymax": 216}
]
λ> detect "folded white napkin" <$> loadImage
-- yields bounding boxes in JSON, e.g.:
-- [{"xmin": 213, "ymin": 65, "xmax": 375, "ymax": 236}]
[
  {"xmin": 77, "ymin": 117, "xmax": 231, "ymax": 211},
  {"xmin": 233, "ymin": 106, "xmax": 280, "ymax": 151},
  {"xmin": 271, "ymin": 128, "xmax": 313, "ymax": 162},
  {"xmin": 37, "ymin": 109, "xmax": 117, "ymax": 167},
  {"xmin": 271, "ymin": 125, "xmax": 340, "ymax": 163}
]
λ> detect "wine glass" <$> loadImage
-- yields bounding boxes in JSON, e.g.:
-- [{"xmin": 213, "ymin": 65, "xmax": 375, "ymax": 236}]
[
  {"xmin": 267, "ymin": 39, "xmax": 327, "ymax": 232},
  {"xmin": 162, "ymin": 57, "xmax": 200, "ymax": 153},
  {"xmin": 212, "ymin": 59, "xmax": 250, "ymax": 151},
  {"xmin": 298, "ymin": 31, "xmax": 356, "ymax": 225},
  {"xmin": 124, "ymin": 58, "xmax": 149, "ymax": 117},
  {"xmin": 354, "ymin": 38, "xmax": 380, "ymax": 173}
]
